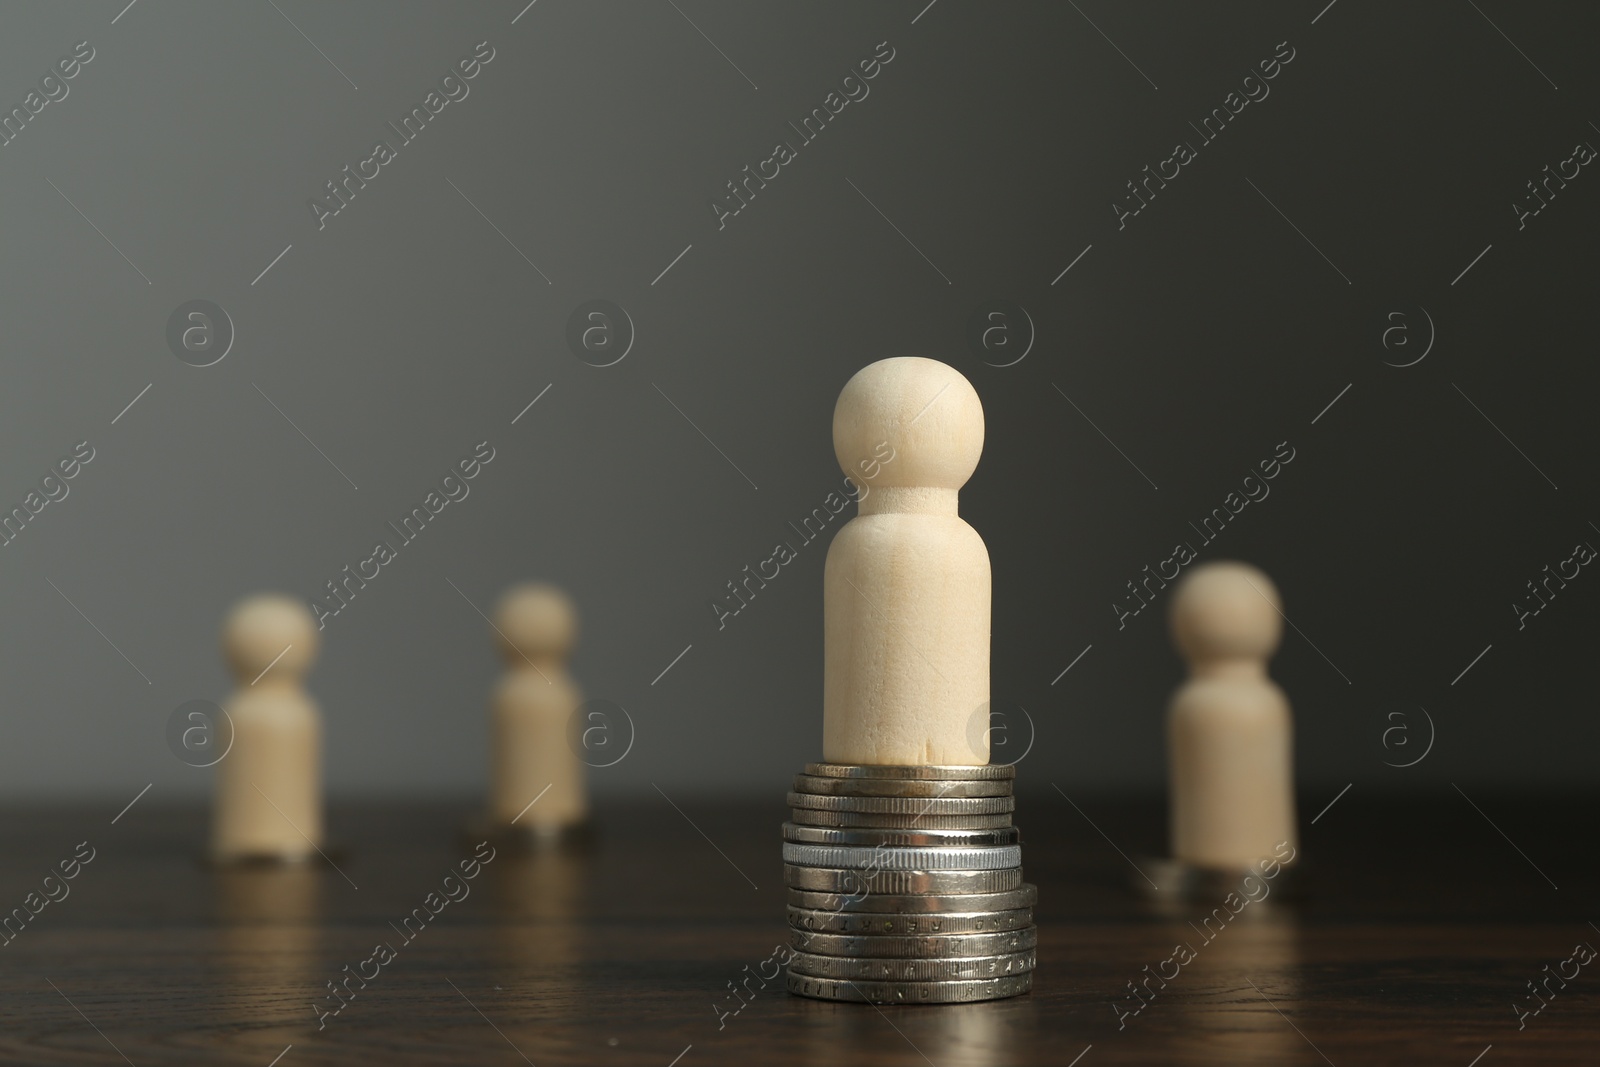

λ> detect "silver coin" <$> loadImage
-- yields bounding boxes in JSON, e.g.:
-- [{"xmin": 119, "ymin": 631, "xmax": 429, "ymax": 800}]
[
  {"xmin": 788, "ymin": 792, "xmax": 1015, "ymax": 815},
  {"xmin": 786, "ymin": 970, "xmax": 1032, "ymax": 1003},
  {"xmin": 793, "ymin": 774, "xmax": 1012, "ymax": 798},
  {"xmin": 782, "ymin": 843, "xmax": 1022, "ymax": 871},
  {"xmin": 790, "ymin": 808, "xmax": 1013, "ymax": 829},
  {"xmin": 787, "ymin": 905, "xmax": 1034, "ymax": 936},
  {"xmin": 805, "ymin": 763, "xmax": 1015, "ymax": 781},
  {"xmin": 788, "ymin": 884, "xmax": 1038, "ymax": 913},
  {"xmin": 788, "ymin": 948, "xmax": 1035, "ymax": 982},
  {"xmin": 784, "ymin": 864, "xmax": 1023, "ymax": 895},
  {"xmin": 784, "ymin": 823, "xmax": 1021, "ymax": 848},
  {"xmin": 791, "ymin": 925, "xmax": 1037, "ymax": 959}
]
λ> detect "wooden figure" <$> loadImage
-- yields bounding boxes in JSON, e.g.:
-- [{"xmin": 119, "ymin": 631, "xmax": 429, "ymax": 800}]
[
  {"xmin": 823, "ymin": 357, "xmax": 991, "ymax": 766},
  {"xmin": 211, "ymin": 594, "xmax": 323, "ymax": 862},
  {"xmin": 1167, "ymin": 561, "xmax": 1298, "ymax": 870},
  {"xmin": 488, "ymin": 584, "xmax": 586, "ymax": 835}
]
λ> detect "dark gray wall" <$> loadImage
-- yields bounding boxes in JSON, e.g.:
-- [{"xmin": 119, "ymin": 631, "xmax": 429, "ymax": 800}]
[{"xmin": 0, "ymin": 0, "xmax": 1593, "ymax": 801}]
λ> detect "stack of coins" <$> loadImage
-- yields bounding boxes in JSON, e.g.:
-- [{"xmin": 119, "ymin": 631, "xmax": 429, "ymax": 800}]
[{"xmin": 783, "ymin": 762, "xmax": 1036, "ymax": 1004}]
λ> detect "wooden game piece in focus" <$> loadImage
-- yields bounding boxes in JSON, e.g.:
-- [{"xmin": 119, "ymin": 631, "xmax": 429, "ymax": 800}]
[{"xmin": 823, "ymin": 356, "xmax": 991, "ymax": 767}]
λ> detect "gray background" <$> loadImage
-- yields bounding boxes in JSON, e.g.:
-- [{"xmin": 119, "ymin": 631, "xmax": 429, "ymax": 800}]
[{"xmin": 0, "ymin": 0, "xmax": 1593, "ymax": 801}]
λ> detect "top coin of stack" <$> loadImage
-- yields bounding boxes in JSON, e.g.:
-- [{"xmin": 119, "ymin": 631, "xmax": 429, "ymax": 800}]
[{"xmin": 784, "ymin": 762, "xmax": 1036, "ymax": 1004}]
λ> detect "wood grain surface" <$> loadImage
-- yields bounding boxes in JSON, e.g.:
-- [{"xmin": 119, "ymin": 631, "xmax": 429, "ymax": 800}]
[{"xmin": 0, "ymin": 791, "xmax": 1595, "ymax": 1065}]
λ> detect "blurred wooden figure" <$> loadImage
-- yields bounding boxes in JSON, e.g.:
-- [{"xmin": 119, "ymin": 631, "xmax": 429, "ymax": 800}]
[
  {"xmin": 1167, "ymin": 561, "xmax": 1298, "ymax": 871},
  {"xmin": 485, "ymin": 584, "xmax": 587, "ymax": 840},
  {"xmin": 211, "ymin": 594, "xmax": 323, "ymax": 863}
]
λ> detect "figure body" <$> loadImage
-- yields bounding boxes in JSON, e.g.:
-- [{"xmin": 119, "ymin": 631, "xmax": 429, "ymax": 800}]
[
  {"xmin": 211, "ymin": 595, "xmax": 322, "ymax": 862},
  {"xmin": 823, "ymin": 357, "xmax": 990, "ymax": 766},
  {"xmin": 488, "ymin": 584, "xmax": 586, "ymax": 832},
  {"xmin": 1167, "ymin": 562, "xmax": 1297, "ymax": 869}
]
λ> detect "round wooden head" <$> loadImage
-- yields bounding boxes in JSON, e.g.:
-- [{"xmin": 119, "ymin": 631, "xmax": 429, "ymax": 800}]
[
  {"xmin": 493, "ymin": 583, "xmax": 577, "ymax": 664},
  {"xmin": 222, "ymin": 594, "xmax": 319, "ymax": 684},
  {"xmin": 833, "ymin": 357, "xmax": 984, "ymax": 491},
  {"xmin": 1169, "ymin": 561, "xmax": 1282, "ymax": 665}
]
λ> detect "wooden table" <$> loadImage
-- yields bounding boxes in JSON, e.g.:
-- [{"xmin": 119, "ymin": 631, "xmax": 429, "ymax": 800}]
[{"xmin": 2, "ymin": 792, "xmax": 1596, "ymax": 1065}]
